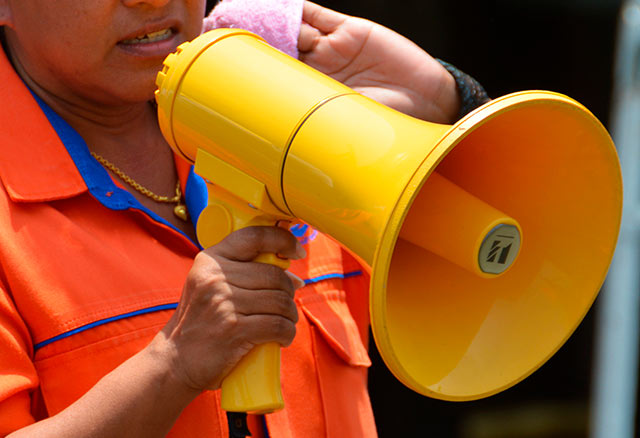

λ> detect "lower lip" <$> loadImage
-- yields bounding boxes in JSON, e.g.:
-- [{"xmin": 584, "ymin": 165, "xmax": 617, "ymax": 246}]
[{"xmin": 117, "ymin": 32, "xmax": 180, "ymax": 58}]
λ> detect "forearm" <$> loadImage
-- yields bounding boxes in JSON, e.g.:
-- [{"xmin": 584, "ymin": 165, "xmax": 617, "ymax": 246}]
[{"xmin": 8, "ymin": 337, "xmax": 199, "ymax": 438}]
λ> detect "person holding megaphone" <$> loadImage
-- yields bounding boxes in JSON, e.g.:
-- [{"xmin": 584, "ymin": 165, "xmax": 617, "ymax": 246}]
[{"xmin": 0, "ymin": 1, "xmax": 497, "ymax": 437}]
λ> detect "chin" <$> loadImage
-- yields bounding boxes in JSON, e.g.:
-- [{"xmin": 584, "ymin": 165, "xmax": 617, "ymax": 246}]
[{"xmin": 109, "ymin": 73, "xmax": 160, "ymax": 105}]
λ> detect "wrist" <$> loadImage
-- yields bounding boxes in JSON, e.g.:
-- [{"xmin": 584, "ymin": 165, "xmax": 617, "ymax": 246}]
[
  {"xmin": 436, "ymin": 59, "xmax": 491, "ymax": 121},
  {"xmin": 435, "ymin": 63, "xmax": 462, "ymax": 124},
  {"xmin": 143, "ymin": 332, "xmax": 202, "ymax": 404}
]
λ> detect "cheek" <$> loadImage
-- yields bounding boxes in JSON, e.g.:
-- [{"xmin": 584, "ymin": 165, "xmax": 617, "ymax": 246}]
[
  {"xmin": 185, "ymin": 0, "xmax": 207, "ymax": 38},
  {"xmin": 14, "ymin": 2, "xmax": 110, "ymax": 61},
  {"xmin": 36, "ymin": 30, "xmax": 107, "ymax": 82}
]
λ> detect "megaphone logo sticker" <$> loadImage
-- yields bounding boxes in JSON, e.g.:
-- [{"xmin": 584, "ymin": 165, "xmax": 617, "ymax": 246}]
[
  {"xmin": 487, "ymin": 240, "xmax": 512, "ymax": 264},
  {"xmin": 478, "ymin": 224, "xmax": 521, "ymax": 275}
]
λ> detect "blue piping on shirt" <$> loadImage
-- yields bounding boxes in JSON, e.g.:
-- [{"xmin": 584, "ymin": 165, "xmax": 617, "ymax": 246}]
[
  {"xmin": 32, "ymin": 270, "xmax": 364, "ymax": 351},
  {"xmin": 33, "ymin": 303, "xmax": 179, "ymax": 351},
  {"xmin": 303, "ymin": 270, "xmax": 363, "ymax": 285}
]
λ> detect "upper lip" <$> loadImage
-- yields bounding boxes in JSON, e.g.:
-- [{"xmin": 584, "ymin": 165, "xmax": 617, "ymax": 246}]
[{"xmin": 119, "ymin": 19, "xmax": 180, "ymax": 42}]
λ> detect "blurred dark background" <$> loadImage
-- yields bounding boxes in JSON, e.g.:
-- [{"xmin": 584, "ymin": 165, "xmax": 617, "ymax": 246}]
[
  {"xmin": 312, "ymin": 0, "xmax": 621, "ymax": 126},
  {"xmin": 206, "ymin": 1, "xmax": 626, "ymax": 436}
]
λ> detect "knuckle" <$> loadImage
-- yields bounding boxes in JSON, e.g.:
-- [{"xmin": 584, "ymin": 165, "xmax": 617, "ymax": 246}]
[
  {"xmin": 185, "ymin": 272, "xmax": 225, "ymax": 300},
  {"xmin": 273, "ymin": 292, "xmax": 294, "ymax": 315},
  {"xmin": 239, "ymin": 226, "xmax": 266, "ymax": 246},
  {"xmin": 280, "ymin": 322, "xmax": 297, "ymax": 347},
  {"xmin": 250, "ymin": 264, "xmax": 285, "ymax": 291},
  {"xmin": 263, "ymin": 264, "xmax": 287, "ymax": 286},
  {"xmin": 220, "ymin": 310, "xmax": 242, "ymax": 332},
  {"xmin": 270, "ymin": 316, "xmax": 291, "ymax": 336},
  {"xmin": 188, "ymin": 255, "xmax": 225, "ymax": 288},
  {"xmin": 183, "ymin": 271, "xmax": 208, "ymax": 298},
  {"xmin": 209, "ymin": 288, "xmax": 233, "ymax": 308},
  {"xmin": 183, "ymin": 269, "xmax": 238, "ymax": 314},
  {"xmin": 194, "ymin": 249, "xmax": 219, "ymax": 267}
]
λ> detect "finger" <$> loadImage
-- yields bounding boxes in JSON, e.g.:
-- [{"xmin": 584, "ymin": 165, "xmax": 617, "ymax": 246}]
[
  {"xmin": 298, "ymin": 22, "xmax": 322, "ymax": 53},
  {"xmin": 212, "ymin": 226, "xmax": 306, "ymax": 262},
  {"xmin": 233, "ymin": 288, "xmax": 299, "ymax": 323},
  {"xmin": 216, "ymin": 260, "xmax": 299, "ymax": 296},
  {"xmin": 286, "ymin": 271, "xmax": 306, "ymax": 291},
  {"xmin": 302, "ymin": 1, "xmax": 348, "ymax": 34},
  {"xmin": 239, "ymin": 314, "xmax": 298, "ymax": 347}
]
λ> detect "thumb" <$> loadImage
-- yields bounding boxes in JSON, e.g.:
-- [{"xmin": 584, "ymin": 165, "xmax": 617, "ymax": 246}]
[
  {"xmin": 298, "ymin": 21, "xmax": 322, "ymax": 53},
  {"xmin": 301, "ymin": 2, "xmax": 347, "ymax": 34}
]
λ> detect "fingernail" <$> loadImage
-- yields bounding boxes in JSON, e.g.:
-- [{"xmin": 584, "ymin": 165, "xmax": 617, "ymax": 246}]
[
  {"xmin": 295, "ymin": 241, "xmax": 307, "ymax": 260},
  {"xmin": 287, "ymin": 271, "xmax": 306, "ymax": 290}
]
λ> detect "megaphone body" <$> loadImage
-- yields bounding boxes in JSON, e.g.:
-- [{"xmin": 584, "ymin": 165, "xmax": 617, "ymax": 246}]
[{"xmin": 155, "ymin": 29, "xmax": 622, "ymax": 411}]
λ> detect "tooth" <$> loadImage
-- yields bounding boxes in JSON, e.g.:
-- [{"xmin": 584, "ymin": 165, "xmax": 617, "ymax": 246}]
[
  {"xmin": 147, "ymin": 30, "xmax": 166, "ymax": 39},
  {"xmin": 122, "ymin": 28, "xmax": 170, "ymax": 44}
]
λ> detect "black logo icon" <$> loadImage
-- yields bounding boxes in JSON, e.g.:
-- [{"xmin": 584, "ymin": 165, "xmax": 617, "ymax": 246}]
[{"xmin": 486, "ymin": 237, "xmax": 513, "ymax": 265}]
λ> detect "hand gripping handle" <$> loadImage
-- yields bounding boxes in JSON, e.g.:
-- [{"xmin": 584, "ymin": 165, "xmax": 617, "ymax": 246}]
[{"xmin": 197, "ymin": 204, "xmax": 290, "ymax": 413}]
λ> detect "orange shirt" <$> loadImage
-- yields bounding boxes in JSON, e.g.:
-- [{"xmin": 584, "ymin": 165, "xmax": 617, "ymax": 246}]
[{"xmin": 0, "ymin": 46, "xmax": 376, "ymax": 437}]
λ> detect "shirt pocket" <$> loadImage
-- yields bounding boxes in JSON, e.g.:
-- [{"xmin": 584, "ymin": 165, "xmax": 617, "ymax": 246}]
[
  {"xmin": 294, "ymin": 283, "xmax": 378, "ymax": 438},
  {"xmin": 33, "ymin": 311, "xmax": 169, "ymax": 416},
  {"xmin": 297, "ymin": 287, "xmax": 370, "ymax": 367}
]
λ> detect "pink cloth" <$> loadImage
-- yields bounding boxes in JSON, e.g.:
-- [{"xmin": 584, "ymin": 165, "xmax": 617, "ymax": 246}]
[{"xmin": 203, "ymin": 0, "xmax": 304, "ymax": 59}]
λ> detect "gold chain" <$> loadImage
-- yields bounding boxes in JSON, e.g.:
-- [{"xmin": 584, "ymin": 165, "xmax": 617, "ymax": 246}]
[{"xmin": 90, "ymin": 151, "xmax": 189, "ymax": 221}]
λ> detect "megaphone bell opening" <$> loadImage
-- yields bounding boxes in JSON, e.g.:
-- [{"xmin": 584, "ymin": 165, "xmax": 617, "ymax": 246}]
[{"xmin": 370, "ymin": 92, "xmax": 621, "ymax": 401}]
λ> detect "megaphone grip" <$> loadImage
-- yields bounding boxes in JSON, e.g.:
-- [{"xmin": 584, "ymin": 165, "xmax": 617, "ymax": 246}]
[
  {"xmin": 220, "ymin": 251, "xmax": 287, "ymax": 413},
  {"xmin": 221, "ymin": 342, "xmax": 284, "ymax": 413},
  {"xmin": 217, "ymin": 215, "xmax": 288, "ymax": 413}
]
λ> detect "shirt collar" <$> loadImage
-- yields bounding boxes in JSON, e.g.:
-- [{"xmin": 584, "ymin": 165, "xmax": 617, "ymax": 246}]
[
  {"xmin": 0, "ymin": 45, "xmax": 208, "ymax": 243},
  {"xmin": 0, "ymin": 45, "xmax": 87, "ymax": 202}
]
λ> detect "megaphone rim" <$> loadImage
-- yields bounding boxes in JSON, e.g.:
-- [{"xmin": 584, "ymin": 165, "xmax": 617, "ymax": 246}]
[{"xmin": 368, "ymin": 90, "xmax": 621, "ymax": 401}]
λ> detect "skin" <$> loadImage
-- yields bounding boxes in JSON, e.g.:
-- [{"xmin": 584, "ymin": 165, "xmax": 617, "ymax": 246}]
[
  {"xmin": 299, "ymin": 2, "xmax": 460, "ymax": 124},
  {"xmin": 0, "ymin": 0, "xmax": 461, "ymax": 436}
]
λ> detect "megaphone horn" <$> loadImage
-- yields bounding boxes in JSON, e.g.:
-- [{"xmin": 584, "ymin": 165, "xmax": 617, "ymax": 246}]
[{"xmin": 155, "ymin": 29, "xmax": 622, "ymax": 409}]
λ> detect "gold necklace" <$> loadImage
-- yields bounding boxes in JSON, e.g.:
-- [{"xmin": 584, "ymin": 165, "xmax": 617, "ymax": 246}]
[{"xmin": 90, "ymin": 151, "xmax": 189, "ymax": 221}]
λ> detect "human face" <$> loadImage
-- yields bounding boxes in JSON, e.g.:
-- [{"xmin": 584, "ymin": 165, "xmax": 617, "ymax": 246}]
[{"xmin": 1, "ymin": 0, "xmax": 206, "ymax": 106}]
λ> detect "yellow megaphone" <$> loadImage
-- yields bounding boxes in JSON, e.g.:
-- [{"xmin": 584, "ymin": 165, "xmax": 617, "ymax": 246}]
[{"xmin": 155, "ymin": 29, "xmax": 622, "ymax": 412}]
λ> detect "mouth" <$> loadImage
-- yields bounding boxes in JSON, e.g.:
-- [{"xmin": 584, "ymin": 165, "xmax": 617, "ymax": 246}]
[{"xmin": 120, "ymin": 28, "xmax": 175, "ymax": 45}]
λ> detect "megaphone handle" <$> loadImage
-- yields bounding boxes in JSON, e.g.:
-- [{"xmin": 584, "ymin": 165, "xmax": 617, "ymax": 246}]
[{"xmin": 219, "ymin": 215, "xmax": 289, "ymax": 414}]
